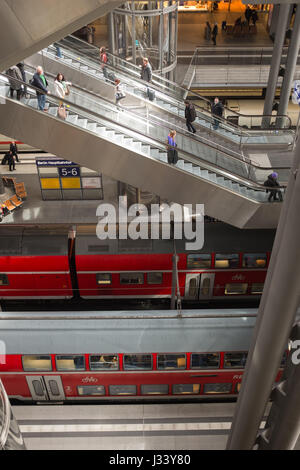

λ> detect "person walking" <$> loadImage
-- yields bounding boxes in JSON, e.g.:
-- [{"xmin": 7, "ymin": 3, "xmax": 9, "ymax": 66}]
[
  {"xmin": 167, "ymin": 130, "xmax": 178, "ymax": 165},
  {"xmin": 264, "ymin": 172, "xmax": 283, "ymax": 202},
  {"xmin": 211, "ymin": 97, "xmax": 223, "ymax": 130},
  {"xmin": 184, "ymin": 101, "xmax": 197, "ymax": 134},
  {"xmin": 53, "ymin": 42, "xmax": 62, "ymax": 59},
  {"xmin": 6, "ymin": 65, "xmax": 23, "ymax": 101},
  {"xmin": 204, "ymin": 21, "xmax": 211, "ymax": 40},
  {"xmin": 10, "ymin": 141, "xmax": 19, "ymax": 163},
  {"xmin": 212, "ymin": 23, "xmax": 218, "ymax": 46},
  {"xmin": 245, "ymin": 6, "xmax": 252, "ymax": 25},
  {"xmin": 7, "ymin": 151, "xmax": 16, "ymax": 171},
  {"xmin": 31, "ymin": 66, "xmax": 50, "ymax": 111},
  {"xmin": 251, "ymin": 10, "xmax": 258, "ymax": 26}
]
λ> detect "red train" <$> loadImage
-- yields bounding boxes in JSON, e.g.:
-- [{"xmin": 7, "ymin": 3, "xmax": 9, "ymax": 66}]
[
  {"xmin": 0, "ymin": 309, "xmax": 287, "ymax": 403},
  {"xmin": 0, "ymin": 223, "xmax": 275, "ymax": 305}
]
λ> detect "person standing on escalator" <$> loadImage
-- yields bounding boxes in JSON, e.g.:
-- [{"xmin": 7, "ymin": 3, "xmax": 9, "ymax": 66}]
[
  {"xmin": 31, "ymin": 66, "xmax": 50, "ymax": 111},
  {"xmin": 100, "ymin": 47, "xmax": 108, "ymax": 78},
  {"xmin": 184, "ymin": 101, "xmax": 197, "ymax": 134},
  {"xmin": 211, "ymin": 97, "xmax": 223, "ymax": 130}
]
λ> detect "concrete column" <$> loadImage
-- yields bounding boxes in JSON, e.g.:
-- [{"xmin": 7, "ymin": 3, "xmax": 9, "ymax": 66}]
[
  {"xmin": 227, "ymin": 128, "xmax": 300, "ymax": 449},
  {"xmin": 263, "ymin": 4, "xmax": 291, "ymax": 124},
  {"xmin": 258, "ymin": 323, "xmax": 300, "ymax": 450},
  {"xmin": 108, "ymin": 12, "xmax": 115, "ymax": 55},
  {"xmin": 277, "ymin": 5, "xmax": 300, "ymax": 120}
]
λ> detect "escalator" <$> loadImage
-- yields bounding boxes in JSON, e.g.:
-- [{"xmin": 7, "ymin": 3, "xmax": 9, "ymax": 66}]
[
  {"xmin": 0, "ymin": 72, "xmax": 287, "ymax": 229},
  {"xmin": 51, "ymin": 35, "xmax": 295, "ymax": 149},
  {"xmin": 0, "ymin": 0, "xmax": 123, "ymax": 71}
]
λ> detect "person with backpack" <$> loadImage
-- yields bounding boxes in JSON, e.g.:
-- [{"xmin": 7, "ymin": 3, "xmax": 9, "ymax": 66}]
[
  {"xmin": 6, "ymin": 65, "xmax": 23, "ymax": 101},
  {"xmin": 211, "ymin": 97, "xmax": 223, "ymax": 130},
  {"xmin": 264, "ymin": 172, "xmax": 283, "ymax": 202},
  {"xmin": 184, "ymin": 101, "xmax": 197, "ymax": 134},
  {"xmin": 167, "ymin": 130, "xmax": 178, "ymax": 165}
]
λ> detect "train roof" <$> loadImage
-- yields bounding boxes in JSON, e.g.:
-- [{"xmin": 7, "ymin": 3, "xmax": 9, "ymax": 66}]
[
  {"xmin": 0, "ymin": 309, "xmax": 257, "ymax": 354},
  {"xmin": 0, "ymin": 227, "xmax": 69, "ymax": 256},
  {"xmin": 75, "ymin": 223, "xmax": 275, "ymax": 255}
]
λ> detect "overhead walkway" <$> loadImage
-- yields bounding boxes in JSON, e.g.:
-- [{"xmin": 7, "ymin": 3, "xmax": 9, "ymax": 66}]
[
  {"xmin": 0, "ymin": 0, "xmax": 123, "ymax": 71},
  {"xmin": 48, "ymin": 35, "xmax": 295, "ymax": 150},
  {"xmin": 0, "ymin": 73, "xmax": 286, "ymax": 229}
]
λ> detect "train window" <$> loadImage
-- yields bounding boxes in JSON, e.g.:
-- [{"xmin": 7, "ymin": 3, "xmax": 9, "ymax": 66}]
[
  {"xmin": 96, "ymin": 273, "xmax": 112, "ymax": 285},
  {"xmin": 56, "ymin": 355, "xmax": 85, "ymax": 371},
  {"xmin": 120, "ymin": 273, "xmax": 144, "ymax": 284},
  {"xmin": 225, "ymin": 283, "xmax": 248, "ymax": 295},
  {"xmin": 215, "ymin": 254, "xmax": 239, "ymax": 268},
  {"xmin": 77, "ymin": 385, "xmax": 105, "ymax": 396},
  {"xmin": 22, "ymin": 355, "xmax": 52, "ymax": 372},
  {"xmin": 157, "ymin": 354, "xmax": 186, "ymax": 370},
  {"xmin": 188, "ymin": 277, "xmax": 198, "ymax": 297},
  {"xmin": 191, "ymin": 353, "xmax": 220, "ymax": 369},
  {"xmin": 123, "ymin": 354, "xmax": 152, "ymax": 370},
  {"xmin": 0, "ymin": 274, "xmax": 8, "ymax": 286},
  {"xmin": 251, "ymin": 283, "xmax": 264, "ymax": 294},
  {"xmin": 140, "ymin": 384, "xmax": 169, "ymax": 395},
  {"xmin": 147, "ymin": 272, "xmax": 163, "ymax": 284},
  {"xmin": 172, "ymin": 384, "xmax": 200, "ymax": 395},
  {"xmin": 243, "ymin": 253, "xmax": 267, "ymax": 268},
  {"xmin": 224, "ymin": 352, "xmax": 248, "ymax": 368},
  {"xmin": 187, "ymin": 254, "xmax": 211, "ymax": 269},
  {"xmin": 109, "ymin": 385, "xmax": 137, "ymax": 396},
  {"xmin": 203, "ymin": 383, "xmax": 232, "ymax": 394},
  {"xmin": 89, "ymin": 355, "xmax": 119, "ymax": 370}
]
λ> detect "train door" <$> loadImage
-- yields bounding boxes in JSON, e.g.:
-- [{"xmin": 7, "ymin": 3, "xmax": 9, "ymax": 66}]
[
  {"xmin": 26, "ymin": 376, "xmax": 65, "ymax": 401},
  {"xmin": 185, "ymin": 273, "xmax": 215, "ymax": 300}
]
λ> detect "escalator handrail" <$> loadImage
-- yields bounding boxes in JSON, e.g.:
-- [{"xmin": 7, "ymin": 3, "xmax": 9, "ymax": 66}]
[
  {"xmin": 1, "ymin": 73, "xmax": 287, "ymax": 193},
  {"xmin": 62, "ymin": 35, "xmax": 293, "ymax": 131}
]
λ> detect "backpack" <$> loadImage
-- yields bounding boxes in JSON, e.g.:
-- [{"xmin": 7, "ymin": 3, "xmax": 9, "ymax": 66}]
[{"xmin": 189, "ymin": 104, "xmax": 196, "ymax": 122}]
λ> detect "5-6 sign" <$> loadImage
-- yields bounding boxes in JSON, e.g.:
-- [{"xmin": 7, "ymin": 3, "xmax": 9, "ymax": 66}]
[{"xmin": 59, "ymin": 166, "xmax": 80, "ymax": 177}]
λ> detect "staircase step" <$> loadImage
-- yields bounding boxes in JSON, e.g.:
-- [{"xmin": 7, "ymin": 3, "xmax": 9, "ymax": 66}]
[
  {"xmin": 66, "ymin": 114, "xmax": 78, "ymax": 125},
  {"xmin": 87, "ymin": 122, "xmax": 97, "ymax": 132},
  {"xmin": 176, "ymin": 160, "xmax": 185, "ymax": 169},
  {"xmin": 193, "ymin": 166, "xmax": 201, "ymax": 176},
  {"xmin": 184, "ymin": 163, "xmax": 193, "ymax": 173},
  {"xmin": 77, "ymin": 118, "xmax": 88, "ymax": 129}
]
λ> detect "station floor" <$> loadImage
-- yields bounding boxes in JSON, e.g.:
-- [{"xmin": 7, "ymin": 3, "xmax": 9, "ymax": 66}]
[{"xmin": 13, "ymin": 401, "xmax": 300, "ymax": 450}]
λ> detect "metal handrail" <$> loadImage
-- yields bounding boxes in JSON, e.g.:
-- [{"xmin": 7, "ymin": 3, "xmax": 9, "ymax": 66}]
[
  {"xmin": 61, "ymin": 35, "xmax": 293, "ymax": 131},
  {"xmin": 1, "ymin": 72, "xmax": 287, "ymax": 193}
]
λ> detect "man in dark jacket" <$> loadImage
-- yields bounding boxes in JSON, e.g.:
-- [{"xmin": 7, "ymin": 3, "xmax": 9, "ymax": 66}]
[
  {"xmin": 17, "ymin": 62, "xmax": 27, "ymax": 96},
  {"xmin": 184, "ymin": 101, "xmax": 197, "ymax": 134},
  {"xmin": 265, "ymin": 172, "xmax": 283, "ymax": 202},
  {"xmin": 211, "ymin": 97, "xmax": 223, "ymax": 130},
  {"xmin": 6, "ymin": 65, "xmax": 23, "ymax": 100},
  {"xmin": 141, "ymin": 58, "xmax": 152, "ymax": 83},
  {"xmin": 10, "ymin": 141, "xmax": 19, "ymax": 163},
  {"xmin": 7, "ymin": 151, "xmax": 16, "ymax": 171},
  {"xmin": 211, "ymin": 23, "xmax": 218, "ymax": 45},
  {"xmin": 31, "ymin": 66, "xmax": 50, "ymax": 111}
]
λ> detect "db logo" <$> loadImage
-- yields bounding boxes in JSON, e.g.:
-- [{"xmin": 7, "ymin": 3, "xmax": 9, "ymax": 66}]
[{"xmin": 82, "ymin": 377, "xmax": 98, "ymax": 383}]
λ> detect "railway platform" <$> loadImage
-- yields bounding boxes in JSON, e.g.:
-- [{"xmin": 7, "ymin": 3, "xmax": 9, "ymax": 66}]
[{"xmin": 12, "ymin": 402, "xmax": 300, "ymax": 451}]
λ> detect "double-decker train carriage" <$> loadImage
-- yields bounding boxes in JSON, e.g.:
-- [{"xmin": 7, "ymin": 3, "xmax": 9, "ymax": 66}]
[
  {"xmin": 0, "ymin": 227, "xmax": 73, "ymax": 301},
  {"xmin": 0, "ymin": 223, "xmax": 275, "ymax": 304},
  {"xmin": 0, "ymin": 309, "xmax": 286, "ymax": 403},
  {"xmin": 76, "ymin": 223, "xmax": 275, "ymax": 302}
]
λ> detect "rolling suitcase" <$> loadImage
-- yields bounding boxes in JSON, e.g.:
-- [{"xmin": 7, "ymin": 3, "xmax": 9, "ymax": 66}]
[{"xmin": 147, "ymin": 88, "xmax": 155, "ymax": 101}]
